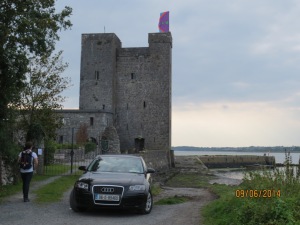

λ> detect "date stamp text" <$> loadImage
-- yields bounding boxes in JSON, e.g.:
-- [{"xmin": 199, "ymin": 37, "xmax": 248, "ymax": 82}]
[{"xmin": 235, "ymin": 189, "xmax": 281, "ymax": 198}]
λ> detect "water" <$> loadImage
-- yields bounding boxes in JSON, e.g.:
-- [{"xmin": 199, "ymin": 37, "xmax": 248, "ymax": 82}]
[
  {"xmin": 174, "ymin": 150, "xmax": 300, "ymax": 185},
  {"xmin": 174, "ymin": 150, "xmax": 300, "ymax": 164}
]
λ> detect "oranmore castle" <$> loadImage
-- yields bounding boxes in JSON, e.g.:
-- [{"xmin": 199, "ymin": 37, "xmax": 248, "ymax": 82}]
[{"xmin": 56, "ymin": 32, "xmax": 172, "ymax": 154}]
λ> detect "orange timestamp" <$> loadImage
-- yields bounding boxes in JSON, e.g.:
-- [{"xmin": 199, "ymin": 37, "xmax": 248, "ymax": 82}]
[{"xmin": 235, "ymin": 189, "xmax": 281, "ymax": 198}]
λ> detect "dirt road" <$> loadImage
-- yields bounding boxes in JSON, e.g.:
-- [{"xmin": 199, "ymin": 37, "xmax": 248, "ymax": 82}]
[{"xmin": 0, "ymin": 185, "xmax": 215, "ymax": 225}]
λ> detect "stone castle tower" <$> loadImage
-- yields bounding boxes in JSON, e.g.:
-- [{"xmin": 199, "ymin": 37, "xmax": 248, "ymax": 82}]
[{"xmin": 56, "ymin": 32, "xmax": 172, "ymax": 152}]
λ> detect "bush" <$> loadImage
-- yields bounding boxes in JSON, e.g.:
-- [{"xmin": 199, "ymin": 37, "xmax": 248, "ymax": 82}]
[
  {"xmin": 85, "ymin": 142, "xmax": 96, "ymax": 154},
  {"xmin": 44, "ymin": 140, "xmax": 56, "ymax": 165},
  {"xmin": 236, "ymin": 198, "xmax": 295, "ymax": 225}
]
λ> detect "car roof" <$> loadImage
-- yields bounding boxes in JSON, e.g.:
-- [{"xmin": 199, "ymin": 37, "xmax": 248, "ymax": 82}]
[{"xmin": 95, "ymin": 154, "xmax": 142, "ymax": 159}]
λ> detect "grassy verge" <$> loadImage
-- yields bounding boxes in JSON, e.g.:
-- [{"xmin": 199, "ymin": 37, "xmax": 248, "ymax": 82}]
[
  {"xmin": 0, "ymin": 163, "xmax": 79, "ymax": 202},
  {"xmin": 0, "ymin": 174, "xmax": 55, "ymax": 202},
  {"xmin": 34, "ymin": 175, "xmax": 79, "ymax": 203},
  {"xmin": 155, "ymin": 196, "xmax": 190, "ymax": 205},
  {"xmin": 165, "ymin": 173, "xmax": 213, "ymax": 188},
  {"xmin": 151, "ymin": 183, "xmax": 162, "ymax": 196}
]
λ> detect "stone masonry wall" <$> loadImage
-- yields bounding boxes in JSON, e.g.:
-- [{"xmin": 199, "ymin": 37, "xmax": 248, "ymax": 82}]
[
  {"xmin": 115, "ymin": 33, "xmax": 172, "ymax": 151},
  {"xmin": 79, "ymin": 33, "xmax": 121, "ymax": 112},
  {"xmin": 1, "ymin": 160, "xmax": 14, "ymax": 185},
  {"xmin": 135, "ymin": 149, "xmax": 171, "ymax": 172},
  {"xmin": 56, "ymin": 110, "xmax": 113, "ymax": 144}
]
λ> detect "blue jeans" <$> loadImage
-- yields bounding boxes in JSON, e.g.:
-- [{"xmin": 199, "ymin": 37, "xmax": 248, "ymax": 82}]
[{"xmin": 21, "ymin": 172, "xmax": 33, "ymax": 199}]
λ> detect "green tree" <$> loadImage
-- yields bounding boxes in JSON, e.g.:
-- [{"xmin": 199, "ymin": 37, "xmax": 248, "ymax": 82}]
[
  {"xmin": 15, "ymin": 51, "xmax": 71, "ymax": 145},
  {"xmin": 0, "ymin": 0, "xmax": 72, "ymax": 151}
]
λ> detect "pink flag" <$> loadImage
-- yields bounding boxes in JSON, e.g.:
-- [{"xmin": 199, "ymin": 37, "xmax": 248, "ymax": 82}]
[{"xmin": 158, "ymin": 11, "xmax": 169, "ymax": 32}]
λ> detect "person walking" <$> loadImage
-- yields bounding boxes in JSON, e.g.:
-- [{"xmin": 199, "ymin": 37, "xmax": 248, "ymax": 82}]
[{"xmin": 18, "ymin": 141, "xmax": 38, "ymax": 202}]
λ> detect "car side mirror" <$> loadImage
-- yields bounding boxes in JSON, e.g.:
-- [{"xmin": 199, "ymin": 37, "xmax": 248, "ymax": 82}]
[
  {"xmin": 78, "ymin": 166, "xmax": 87, "ymax": 171},
  {"xmin": 147, "ymin": 168, "xmax": 155, "ymax": 174}
]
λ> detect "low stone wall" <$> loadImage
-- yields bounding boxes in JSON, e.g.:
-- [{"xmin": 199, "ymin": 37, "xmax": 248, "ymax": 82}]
[
  {"xmin": 134, "ymin": 149, "xmax": 171, "ymax": 172},
  {"xmin": 199, "ymin": 155, "xmax": 275, "ymax": 168}
]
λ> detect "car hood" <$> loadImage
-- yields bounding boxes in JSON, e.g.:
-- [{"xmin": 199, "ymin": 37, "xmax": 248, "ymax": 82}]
[{"xmin": 79, "ymin": 172, "xmax": 146, "ymax": 186}]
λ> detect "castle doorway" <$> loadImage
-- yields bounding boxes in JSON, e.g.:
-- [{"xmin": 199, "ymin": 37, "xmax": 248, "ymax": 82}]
[{"xmin": 135, "ymin": 137, "xmax": 145, "ymax": 152}]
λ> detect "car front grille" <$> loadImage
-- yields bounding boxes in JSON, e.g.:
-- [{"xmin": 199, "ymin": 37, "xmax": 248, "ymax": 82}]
[{"xmin": 93, "ymin": 185, "xmax": 124, "ymax": 205}]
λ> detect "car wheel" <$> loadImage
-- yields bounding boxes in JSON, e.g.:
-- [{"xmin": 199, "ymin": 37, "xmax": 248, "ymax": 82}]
[
  {"xmin": 69, "ymin": 189, "xmax": 87, "ymax": 212},
  {"xmin": 139, "ymin": 191, "xmax": 153, "ymax": 214}
]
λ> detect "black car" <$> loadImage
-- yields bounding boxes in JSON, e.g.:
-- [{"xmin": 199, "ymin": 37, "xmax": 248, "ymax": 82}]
[{"xmin": 70, "ymin": 155, "xmax": 155, "ymax": 214}]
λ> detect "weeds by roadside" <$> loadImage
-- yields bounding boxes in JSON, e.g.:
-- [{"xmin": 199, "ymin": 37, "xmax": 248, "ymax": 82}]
[{"xmin": 203, "ymin": 151, "xmax": 300, "ymax": 225}]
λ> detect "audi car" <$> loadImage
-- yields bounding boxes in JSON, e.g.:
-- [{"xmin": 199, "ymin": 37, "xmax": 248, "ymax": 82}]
[{"xmin": 70, "ymin": 155, "xmax": 155, "ymax": 214}]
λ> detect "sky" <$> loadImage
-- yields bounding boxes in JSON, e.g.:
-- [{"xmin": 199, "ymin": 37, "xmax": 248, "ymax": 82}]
[{"xmin": 54, "ymin": 0, "xmax": 300, "ymax": 147}]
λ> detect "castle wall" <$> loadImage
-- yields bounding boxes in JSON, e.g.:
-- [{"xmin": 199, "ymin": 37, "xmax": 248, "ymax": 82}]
[
  {"xmin": 56, "ymin": 110, "xmax": 113, "ymax": 144},
  {"xmin": 79, "ymin": 33, "xmax": 121, "ymax": 112},
  {"xmin": 115, "ymin": 33, "xmax": 172, "ymax": 151}
]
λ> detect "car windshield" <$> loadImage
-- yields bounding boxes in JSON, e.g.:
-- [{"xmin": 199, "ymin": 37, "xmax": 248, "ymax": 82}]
[{"xmin": 88, "ymin": 156, "xmax": 144, "ymax": 174}]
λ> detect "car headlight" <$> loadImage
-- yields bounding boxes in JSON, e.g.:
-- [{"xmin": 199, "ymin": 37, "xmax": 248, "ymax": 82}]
[
  {"xmin": 129, "ymin": 185, "xmax": 146, "ymax": 191},
  {"xmin": 76, "ymin": 182, "xmax": 89, "ymax": 190}
]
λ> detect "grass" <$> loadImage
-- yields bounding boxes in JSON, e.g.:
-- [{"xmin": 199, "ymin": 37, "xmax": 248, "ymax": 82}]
[
  {"xmin": 151, "ymin": 183, "xmax": 162, "ymax": 196},
  {"xmin": 34, "ymin": 175, "xmax": 79, "ymax": 203},
  {"xmin": 152, "ymin": 172, "xmax": 216, "ymax": 206},
  {"xmin": 0, "ymin": 163, "xmax": 81, "ymax": 202},
  {"xmin": 165, "ymin": 173, "xmax": 213, "ymax": 188},
  {"xmin": 0, "ymin": 174, "xmax": 55, "ymax": 202},
  {"xmin": 155, "ymin": 196, "xmax": 189, "ymax": 205},
  {"xmin": 202, "ymin": 160, "xmax": 300, "ymax": 225}
]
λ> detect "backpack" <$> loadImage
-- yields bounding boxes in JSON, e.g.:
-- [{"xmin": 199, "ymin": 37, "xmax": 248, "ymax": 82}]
[{"xmin": 19, "ymin": 151, "xmax": 33, "ymax": 170}]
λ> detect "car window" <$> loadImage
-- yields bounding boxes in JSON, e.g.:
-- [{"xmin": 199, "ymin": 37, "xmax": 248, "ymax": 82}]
[{"xmin": 88, "ymin": 157, "xmax": 144, "ymax": 173}]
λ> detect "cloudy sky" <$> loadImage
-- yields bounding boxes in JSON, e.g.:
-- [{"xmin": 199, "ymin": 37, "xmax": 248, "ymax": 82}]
[{"xmin": 55, "ymin": 0, "xmax": 300, "ymax": 147}]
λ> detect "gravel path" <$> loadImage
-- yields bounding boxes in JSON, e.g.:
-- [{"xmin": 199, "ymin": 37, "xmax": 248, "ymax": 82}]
[{"xmin": 0, "ymin": 180, "xmax": 215, "ymax": 225}]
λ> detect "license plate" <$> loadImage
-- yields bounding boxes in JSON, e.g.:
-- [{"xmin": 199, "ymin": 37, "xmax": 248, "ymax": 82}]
[{"xmin": 95, "ymin": 194, "xmax": 119, "ymax": 201}]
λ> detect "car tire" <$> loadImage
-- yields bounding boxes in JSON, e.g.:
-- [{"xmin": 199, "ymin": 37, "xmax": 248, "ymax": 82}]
[
  {"xmin": 69, "ymin": 189, "xmax": 87, "ymax": 212},
  {"xmin": 139, "ymin": 191, "xmax": 153, "ymax": 214}
]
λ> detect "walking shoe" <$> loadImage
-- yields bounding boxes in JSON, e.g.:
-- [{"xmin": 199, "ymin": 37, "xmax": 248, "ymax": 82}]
[{"xmin": 24, "ymin": 198, "xmax": 30, "ymax": 202}]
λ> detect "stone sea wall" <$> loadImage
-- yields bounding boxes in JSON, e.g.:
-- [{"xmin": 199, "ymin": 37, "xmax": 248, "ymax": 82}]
[{"xmin": 199, "ymin": 155, "xmax": 275, "ymax": 168}]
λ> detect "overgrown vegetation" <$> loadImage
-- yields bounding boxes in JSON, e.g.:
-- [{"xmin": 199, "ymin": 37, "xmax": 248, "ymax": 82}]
[{"xmin": 203, "ymin": 152, "xmax": 300, "ymax": 225}]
